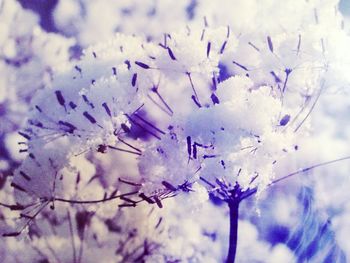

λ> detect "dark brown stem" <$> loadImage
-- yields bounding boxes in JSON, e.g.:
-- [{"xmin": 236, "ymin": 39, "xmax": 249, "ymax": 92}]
[
  {"xmin": 226, "ymin": 199, "xmax": 240, "ymax": 263},
  {"xmin": 54, "ymin": 191, "xmax": 139, "ymax": 204}
]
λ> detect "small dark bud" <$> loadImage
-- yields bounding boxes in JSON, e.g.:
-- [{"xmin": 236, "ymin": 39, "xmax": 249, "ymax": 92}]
[{"xmin": 279, "ymin": 114, "xmax": 291, "ymax": 126}]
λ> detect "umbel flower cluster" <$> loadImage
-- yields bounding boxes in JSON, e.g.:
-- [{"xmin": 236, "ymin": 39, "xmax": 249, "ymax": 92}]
[
  {"xmin": 0, "ymin": 0, "xmax": 73, "ymax": 178},
  {"xmin": 1, "ymin": 0, "xmax": 350, "ymax": 262},
  {"xmin": 16, "ymin": 27, "xmax": 296, "ymax": 201}
]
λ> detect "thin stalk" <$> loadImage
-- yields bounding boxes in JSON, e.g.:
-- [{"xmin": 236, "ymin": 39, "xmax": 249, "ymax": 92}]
[
  {"xmin": 240, "ymin": 155, "xmax": 350, "ymax": 200},
  {"xmin": 54, "ymin": 191, "xmax": 139, "ymax": 204},
  {"xmin": 67, "ymin": 210, "xmax": 77, "ymax": 263},
  {"xmin": 226, "ymin": 199, "xmax": 240, "ymax": 263}
]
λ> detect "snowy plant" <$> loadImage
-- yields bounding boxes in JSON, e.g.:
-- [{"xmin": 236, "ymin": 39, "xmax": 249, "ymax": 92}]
[
  {"xmin": 1, "ymin": 0, "xmax": 350, "ymax": 263},
  {"xmin": 0, "ymin": 0, "xmax": 74, "ymax": 177},
  {"xmin": 53, "ymin": 0, "xmax": 196, "ymax": 47}
]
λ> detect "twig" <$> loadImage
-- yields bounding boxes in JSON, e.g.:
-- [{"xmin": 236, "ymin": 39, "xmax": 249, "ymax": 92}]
[
  {"xmin": 241, "ymin": 156, "xmax": 350, "ymax": 200},
  {"xmin": 54, "ymin": 191, "xmax": 139, "ymax": 205}
]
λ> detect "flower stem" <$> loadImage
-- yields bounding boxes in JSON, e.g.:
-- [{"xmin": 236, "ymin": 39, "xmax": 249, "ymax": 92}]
[{"xmin": 226, "ymin": 199, "xmax": 240, "ymax": 263}]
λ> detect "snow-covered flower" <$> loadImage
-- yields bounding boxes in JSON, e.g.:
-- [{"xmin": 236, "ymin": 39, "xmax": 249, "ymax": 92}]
[{"xmin": 1, "ymin": 0, "xmax": 350, "ymax": 262}]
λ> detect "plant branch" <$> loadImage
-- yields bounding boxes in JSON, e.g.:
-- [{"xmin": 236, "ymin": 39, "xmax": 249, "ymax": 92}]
[
  {"xmin": 241, "ymin": 155, "xmax": 350, "ymax": 200},
  {"xmin": 54, "ymin": 191, "xmax": 139, "ymax": 205}
]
